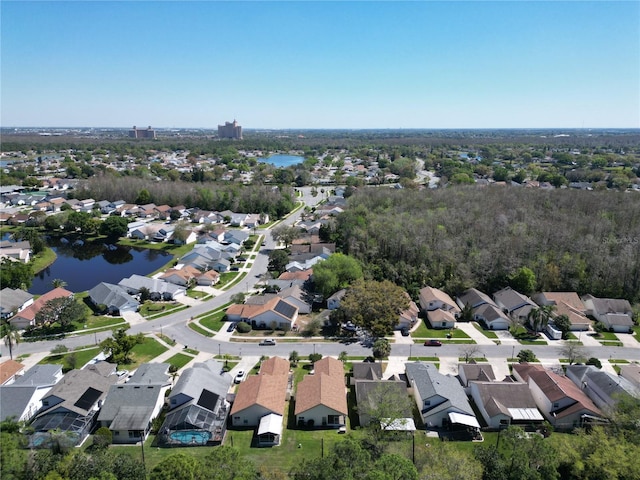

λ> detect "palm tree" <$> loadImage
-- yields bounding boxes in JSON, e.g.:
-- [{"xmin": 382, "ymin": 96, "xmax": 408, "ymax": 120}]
[
  {"xmin": 527, "ymin": 305, "xmax": 555, "ymax": 332},
  {"xmin": 2, "ymin": 323, "xmax": 21, "ymax": 360},
  {"xmin": 338, "ymin": 351, "xmax": 348, "ymax": 363},
  {"xmin": 527, "ymin": 308, "xmax": 542, "ymax": 332},
  {"xmin": 51, "ymin": 278, "xmax": 67, "ymax": 288}
]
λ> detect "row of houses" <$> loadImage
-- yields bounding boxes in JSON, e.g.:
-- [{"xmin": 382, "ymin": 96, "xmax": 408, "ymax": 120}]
[
  {"xmin": 0, "ymin": 287, "xmax": 74, "ymax": 330},
  {"xmin": 418, "ymin": 285, "xmax": 635, "ymax": 333}
]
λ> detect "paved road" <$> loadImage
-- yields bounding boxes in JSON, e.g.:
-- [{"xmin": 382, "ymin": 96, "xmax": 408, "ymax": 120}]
[{"xmin": 5, "ymin": 186, "xmax": 640, "ymax": 366}]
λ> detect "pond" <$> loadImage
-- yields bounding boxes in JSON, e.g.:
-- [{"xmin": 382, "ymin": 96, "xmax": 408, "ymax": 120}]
[
  {"xmin": 30, "ymin": 238, "xmax": 173, "ymax": 295},
  {"xmin": 260, "ymin": 154, "xmax": 305, "ymax": 167}
]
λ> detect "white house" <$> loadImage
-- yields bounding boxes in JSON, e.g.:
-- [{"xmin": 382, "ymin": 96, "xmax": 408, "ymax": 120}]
[{"xmin": 581, "ymin": 295, "xmax": 634, "ymax": 333}]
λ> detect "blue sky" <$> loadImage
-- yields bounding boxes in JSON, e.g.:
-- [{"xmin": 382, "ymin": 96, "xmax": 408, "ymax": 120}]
[{"xmin": 1, "ymin": 1, "xmax": 638, "ymax": 129}]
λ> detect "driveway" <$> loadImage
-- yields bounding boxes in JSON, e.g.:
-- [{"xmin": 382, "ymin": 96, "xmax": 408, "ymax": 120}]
[
  {"xmin": 455, "ymin": 322, "xmax": 497, "ymax": 346},
  {"xmin": 615, "ymin": 333, "xmax": 640, "ymax": 348}
]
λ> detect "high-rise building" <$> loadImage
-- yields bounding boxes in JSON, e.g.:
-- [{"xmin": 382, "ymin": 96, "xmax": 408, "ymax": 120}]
[
  {"xmin": 129, "ymin": 126, "xmax": 156, "ymax": 139},
  {"xmin": 217, "ymin": 120, "xmax": 242, "ymax": 140}
]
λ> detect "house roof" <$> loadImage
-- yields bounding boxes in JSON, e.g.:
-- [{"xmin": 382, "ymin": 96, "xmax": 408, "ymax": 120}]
[
  {"xmin": 355, "ymin": 380, "xmax": 411, "ymax": 418},
  {"xmin": 259, "ymin": 356, "xmax": 290, "ymax": 376},
  {"xmin": 566, "ymin": 365, "xmax": 640, "ymax": 401},
  {"xmin": 475, "ymin": 303, "xmax": 510, "ymax": 323},
  {"xmin": 88, "ymin": 283, "xmax": 139, "ymax": 311},
  {"xmin": 471, "ymin": 381, "xmax": 542, "ymax": 420},
  {"xmin": 119, "ymin": 274, "xmax": 184, "ymax": 296},
  {"xmin": 13, "ymin": 365, "xmax": 62, "ymax": 387},
  {"xmin": 127, "ymin": 363, "xmax": 170, "ymax": 385},
  {"xmin": 457, "ymin": 288, "xmax": 496, "ymax": 309},
  {"xmin": 582, "ymin": 295, "xmax": 632, "ymax": 315},
  {"xmin": 314, "ymin": 357, "xmax": 344, "ymax": 377},
  {"xmin": 0, "ymin": 288, "xmax": 32, "ymax": 315},
  {"xmin": 458, "ymin": 363, "xmax": 496, "ymax": 383},
  {"xmin": 294, "ymin": 371, "xmax": 347, "ymax": 416},
  {"xmin": 226, "ymin": 297, "xmax": 298, "ymax": 322},
  {"xmin": 97, "ymin": 384, "xmax": 166, "ymax": 427},
  {"xmin": 257, "ymin": 413, "xmax": 283, "ymax": 436},
  {"xmin": 0, "ymin": 360, "xmax": 25, "ymax": 384},
  {"xmin": 38, "ymin": 368, "xmax": 118, "ymax": 418},
  {"xmin": 536, "ymin": 292, "xmax": 586, "ymax": 313},
  {"xmin": 278, "ymin": 270, "xmax": 313, "ymax": 282},
  {"xmin": 169, "ymin": 361, "xmax": 230, "ymax": 408},
  {"xmin": 493, "ymin": 287, "xmax": 534, "ymax": 311},
  {"xmin": 418, "ymin": 286, "xmax": 459, "ymax": 311},
  {"xmin": 0, "ymin": 385, "xmax": 39, "ymax": 421},
  {"xmin": 427, "ymin": 309, "xmax": 456, "ymax": 325},
  {"xmin": 11, "ymin": 287, "xmax": 73, "ymax": 322},
  {"xmin": 405, "ymin": 362, "xmax": 474, "ymax": 417},
  {"xmin": 327, "ymin": 289, "xmax": 347, "ymax": 302},
  {"xmin": 352, "ymin": 363, "xmax": 383, "ymax": 381},
  {"xmin": 230, "ymin": 374, "xmax": 288, "ymax": 416}
]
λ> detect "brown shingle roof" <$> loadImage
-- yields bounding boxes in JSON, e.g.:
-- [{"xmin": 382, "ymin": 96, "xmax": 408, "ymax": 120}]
[
  {"xmin": 0, "ymin": 360, "xmax": 25, "ymax": 384},
  {"xmin": 314, "ymin": 357, "xmax": 344, "ymax": 377},
  {"xmin": 230, "ymin": 374, "xmax": 288, "ymax": 416},
  {"xmin": 259, "ymin": 356, "xmax": 290, "ymax": 376},
  {"xmin": 294, "ymin": 372, "xmax": 347, "ymax": 416},
  {"xmin": 278, "ymin": 270, "xmax": 313, "ymax": 281},
  {"xmin": 11, "ymin": 288, "xmax": 73, "ymax": 323}
]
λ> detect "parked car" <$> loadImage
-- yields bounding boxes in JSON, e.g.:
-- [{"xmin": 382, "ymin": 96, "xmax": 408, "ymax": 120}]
[
  {"xmin": 424, "ymin": 340, "xmax": 442, "ymax": 347},
  {"xmin": 259, "ymin": 338, "xmax": 276, "ymax": 346},
  {"xmin": 227, "ymin": 322, "xmax": 236, "ymax": 332},
  {"xmin": 400, "ymin": 328, "xmax": 410, "ymax": 336},
  {"xmin": 234, "ymin": 370, "xmax": 246, "ymax": 384}
]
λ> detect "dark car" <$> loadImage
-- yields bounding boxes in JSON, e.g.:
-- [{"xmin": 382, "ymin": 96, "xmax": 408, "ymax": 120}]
[
  {"xmin": 424, "ymin": 340, "xmax": 442, "ymax": 347},
  {"xmin": 227, "ymin": 322, "xmax": 236, "ymax": 332},
  {"xmin": 400, "ymin": 328, "xmax": 410, "ymax": 336}
]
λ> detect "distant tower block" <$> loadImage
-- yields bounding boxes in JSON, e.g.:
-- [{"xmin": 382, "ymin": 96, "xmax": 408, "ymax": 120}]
[
  {"xmin": 129, "ymin": 125, "xmax": 157, "ymax": 139},
  {"xmin": 217, "ymin": 119, "xmax": 243, "ymax": 140}
]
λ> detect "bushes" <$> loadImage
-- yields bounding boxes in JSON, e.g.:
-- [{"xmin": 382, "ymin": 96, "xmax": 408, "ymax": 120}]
[{"xmin": 236, "ymin": 321, "xmax": 251, "ymax": 333}]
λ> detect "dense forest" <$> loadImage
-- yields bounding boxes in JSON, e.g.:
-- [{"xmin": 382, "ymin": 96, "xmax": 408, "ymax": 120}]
[
  {"xmin": 73, "ymin": 176, "xmax": 296, "ymax": 219},
  {"xmin": 329, "ymin": 186, "xmax": 640, "ymax": 302}
]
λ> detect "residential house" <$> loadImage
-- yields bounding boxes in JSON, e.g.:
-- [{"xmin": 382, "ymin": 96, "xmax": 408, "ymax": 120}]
[
  {"xmin": 398, "ymin": 296, "xmax": 419, "ymax": 330},
  {"xmin": 226, "ymin": 297, "xmax": 298, "ymax": 330},
  {"xmin": 160, "ymin": 265, "xmax": 201, "ymax": 287},
  {"xmin": 129, "ymin": 223, "xmax": 164, "ymax": 241},
  {"xmin": 532, "ymin": 292, "xmax": 590, "ymax": 331},
  {"xmin": 351, "ymin": 362, "xmax": 412, "ymax": 428},
  {"xmin": 212, "ymin": 258, "xmax": 231, "ymax": 273},
  {"xmin": 456, "ymin": 288, "xmax": 510, "ymax": 330},
  {"xmin": 0, "ymin": 365, "xmax": 63, "ymax": 422},
  {"xmin": 426, "ymin": 309, "xmax": 456, "ymax": 330},
  {"xmin": 118, "ymin": 274, "xmax": 186, "ymax": 301},
  {"xmin": 456, "ymin": 288, "xmax": 495, "ymax": 310},
  {"xmin": 196, "ymin": 270, "xmax": 220, "ymax": 286},
  {"xmin": 230, "ymin": 361, "xmax": 289, "ymax": 428},
  {"xmin": 0, "ymin": 360, "xmax": 26, "ymax": 385},
  {"xmin": 88, "ymin": 283, "xmax": 140, "ymax": 314},
  {"xmin": 493, "ymin": 287, "xmax": 537, "ymax": 324},
  {"xmin": 458, "ymin": 363, "xmax": 496, "ymax": 388},
  {"xmin": 158, "ymin": 361, "xmax": 232, "ymax": 446},
  {"xmin": 97, "ymin": 363, "xmax": 170, "ymax": 444},
  {"xmin": 0, "ymin": 288, "xmax": 33, "ymax": 320},
  {"xmin": 327, "ymin": 289, "xmax": 346, "ymax": 310},
  {"xmin": 418, "ymin": 286, "xmax": 460, "ymax": 315},
  {"xmin": 405, "ymin": 362, "xmax": 479, "ymax": 430},
  {"xmin": 9, "ymin": 287, "xmax": 74, "ymax": 330},
  {"xmin": 0, "ymin": 240, "xmax": 31, "ymax": 263},
  {"xmin": 154, "ymin": 205, "xmax": 172, "ymax": 219},
  {"xmin": 29, "ymin": 365, "xmax": 118, "ymax": 447},
  {"xmin": 565, "ymin": 364, "xmax": 640, "ymax": 411},
  {"xmin": 469, "ymin": 381, "xmax": 544, "ymax": 429},
  {"xmin": 279, "ymin": 270, "xmax": 313, "ymax": 283},
  {"xmin": 512, "ymin": 363, "xmax": 603, "ymax": 429},
  {"xmin": 581, "ymin": 294, "xmax": 634, "ymax": 333},
  {"xmin": 277, "ymin": 285, "xmax": 312, "ymax": 314},
  {"xmin": 295, "ymin": 357, "xmax": 347, "ymax": 428}
]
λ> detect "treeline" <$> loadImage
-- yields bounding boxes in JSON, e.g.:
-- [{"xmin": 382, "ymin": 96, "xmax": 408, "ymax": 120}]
[
  {"xmin": 330, "ymin": 186, "xmax": 640, "ymax": 302},
  {"xmin": 73, "ymin": 176, "xmax": 295, "ymax": 218}
]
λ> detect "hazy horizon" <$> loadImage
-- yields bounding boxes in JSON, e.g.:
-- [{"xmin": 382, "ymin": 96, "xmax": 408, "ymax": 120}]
[{"xmin": 2, "ymin": 1, "xmax": 639, "ymax": 129}]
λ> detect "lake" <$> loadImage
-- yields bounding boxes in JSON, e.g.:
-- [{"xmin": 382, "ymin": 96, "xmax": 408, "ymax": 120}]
[
  {"xmin": 30, "ymin": 239, "xmax": 173, "ymax": 295},
  {"xmin": 260, "ymin": 154, "xmax": 305, "ymax": 167}
]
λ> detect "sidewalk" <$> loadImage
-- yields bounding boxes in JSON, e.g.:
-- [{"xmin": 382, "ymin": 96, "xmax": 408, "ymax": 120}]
[{"xmin": 384, "ymin": 356, "xmax": 408, "ymax": 379}]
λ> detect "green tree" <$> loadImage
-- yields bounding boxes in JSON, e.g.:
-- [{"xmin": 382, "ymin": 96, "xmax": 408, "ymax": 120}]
[
  {"xmin": 92, "ymin": 427, "xmax": 112, "ymax": 450},
  {"xmin": 509, "ymin": 267, "xmax": 537, "ymax": 295},
  {"xmin": 35, "ymin": 297, "xmax": 85, "ymax": 329},
  {"xmin": 100, "ymin": 328, "xmax": 145, "ymax": 365},
  {"xmin": 12, "ymin": 227, "xmax": 46, "ymax": 255},
  {"xmin": 201, "ymin": 445, "xmax": 256, "ymax": 480},
  {"xmin": 358, "ymin": 382, "xmax": 413, "ymax": 445},
  {"xmin": 135, "ymin": 188, "xmax": 152, "ymax": 205},
  {"xmin": 517, "ymin": 349, "xmax": 537, "ymax": 363},
  {"xmin": 1, "ymin": 323, "xmax": 21, "ymax": 360},
  {"xmin": 416, "ymin": 441, "xmax": 482, "ymax": 480},
  {"xmin": 374, "ymin": 454, "xmax": 418, "ymax": 480},
  {"xmin": 372, "ymin": 338, "xmax": 391, "ymax": 361},
  {"xmin": 308, "ymin": 353, "xmax": 322, "ymax": 364},
  {"xmin": 552, "ymin": 314, "xmax": 571, "ymax": 339},
  {"xmin": 149, "ymin": 452, "xmax": 201, "ymax": 480},
  {"xmin": 0, "ymin": 258, "xmax": 33, "ymax": 289},
  {"xmin": 289, "ymin": 350, "xmax": 300, "ymax": 366},
  {"xmin": 100, "ymin": 216, "xmax": 129, "ymax": 238},
  {"xmin": 560, "ymin": 341, "xmax": 584, "ymax": 365},
  {"xmin": 271, "ymin": 225, "xmax": 301, "ymax": 248},
  {"xmin": 313, "ymin": 253, "xmax": 363, "ymax": 298},
  {"xmin": 267, "ymin": 249, "xmax": 289, "ymax": 276},
  {"xmin": 51, "ymin": 279, "xmax": 67, "ymax": 289},
  {"xmin": 338, "ymin": 280, "xmax": 409, "ymax": 338}
]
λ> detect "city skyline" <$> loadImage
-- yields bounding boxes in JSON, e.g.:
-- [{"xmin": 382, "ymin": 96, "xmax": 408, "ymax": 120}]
[{"xmin": 1, "ymin": 1, "xmax": 638, "ymax": 129}]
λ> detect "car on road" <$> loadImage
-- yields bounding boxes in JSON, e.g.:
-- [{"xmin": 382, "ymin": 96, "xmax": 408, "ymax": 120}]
[
  {"xmin": 424, "ymin": 340, "xmax": 442, "ymax": 347},
  {"xmin": 227, "ymin": 322, "xmax": 236, "ymax": 332},
  {"xmin": 234, "ymin": 370, "xmax": 245, "ymax": 384},
  {"xmin": 259, "ymin": 338, "xmax": 276, "ymax": 346}
]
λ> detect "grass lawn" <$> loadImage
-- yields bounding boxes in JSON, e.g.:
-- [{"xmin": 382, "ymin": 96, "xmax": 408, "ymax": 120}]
[
  {"xmin": 593, "ymin": 331, "xmax": 619, "ymax": 341},
  {"xmin": 186, "ymin": 290, "xmax": 208, "ymax": 299},
  {"xmin": 140, "ymin": 302, "xmax": 189, "ymax": 319},
  {"xmin": 632, "ymin": 325, "xmax": 640, "ymax": 342},
  {"xmin": 39, "ymin": 346, "xmax": 102, "ymax": 371},
  {"xmin": 598, "ymin": 340, "xmax": 623, "ymax": 347},
  {"xmin": 472, "ymin": 323, "xmax": 498, "ymax": 339},
  {"xmin": 199, "ymin": 308, "xmax": 229, "ymax": 331},
  {"xmin": 218, "ymin": 272, "xmax": 240, "ymax": 287},
  {"xmin": 165, "ymin": 353, "xmax": 195, "ymax": 370},
  {"xmin": 30, "ymin": 247, "xmax": 57, "ymax": 274},
  {"xmin": 189, "ymin": 322, "xmax": 214, "ymax": 337},
  {"xmin": 518, "ymin": 339, "xmax": 548, "ymax": 345},
  {"xmin": 183, "ymin": 348, "xmax": 199, "ymax": 355},
  {"xmin": 412, "ymin": 323, "xmax": 470, "ymax": 339},
  {"xmin": 126, "ymin": 338, "xmax": 168, "ymax": 370}
]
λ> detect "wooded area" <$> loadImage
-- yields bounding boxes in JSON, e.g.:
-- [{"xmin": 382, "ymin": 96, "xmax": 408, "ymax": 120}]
[{"xmin": 330, "ymin": 186, "xmax": 640, "ymax": 302}]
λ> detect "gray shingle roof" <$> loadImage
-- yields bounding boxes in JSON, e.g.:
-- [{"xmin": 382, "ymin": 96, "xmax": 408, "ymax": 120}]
[
  {"xmin": 97, "ymin": 384, "xmax": 165, "ymax": 428},
  {"xmin": 169, "ymin": 361, "xmax": 230, "ymax": 408},
  {"xmin": 405, "ymin": 362, "xmax": 474, "ymax": 416},
  {"xmin": 127, "ymin": 363, "xmax": 170, "ymax": 385},
  {"xmin": 13, "ymin": 365, "xmax": 62, "ymax": 387},
  {"xmin": 0, "ymin": 386, "xmax": 38, "ymax": 421},
  {"xmin": 88, "ymin": 282, "xmax": 139, "ymax": 311},
  {"xmin": 0, "ymin": 288, "xmax": 33, "ymax": 316}
]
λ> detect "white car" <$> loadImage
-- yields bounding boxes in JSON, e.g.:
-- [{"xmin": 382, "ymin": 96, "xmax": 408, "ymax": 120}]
[
  {"xmin": 259, "ymin": 338, "xmax": 276, "ymax": 346},
  {"xmin": 234, "ymin": 370, "xmax": 246, "ymax": 384}
]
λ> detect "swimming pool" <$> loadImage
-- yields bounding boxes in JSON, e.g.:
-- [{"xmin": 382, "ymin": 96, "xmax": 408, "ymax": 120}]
[{"xmin": 168, "ymin": 430, "xmax": 211, "ymax": 445}]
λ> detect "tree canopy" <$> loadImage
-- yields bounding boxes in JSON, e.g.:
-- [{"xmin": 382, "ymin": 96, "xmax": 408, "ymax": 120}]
[
  {"xmin": 312, "ymin": 253, "xmax": 363, "ymax": 298},
  {"xmin": 99, "ymin": 328, "xmax": 144, "ymax": 365},
  {"xmin": 336, "ymin": 279, "xmax": 409, "ymax": 337}
]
